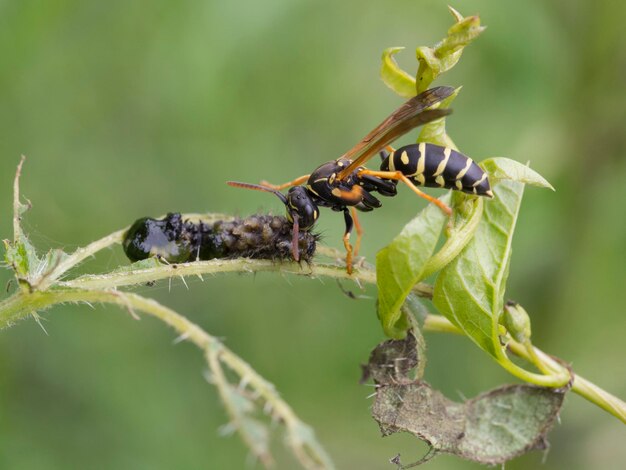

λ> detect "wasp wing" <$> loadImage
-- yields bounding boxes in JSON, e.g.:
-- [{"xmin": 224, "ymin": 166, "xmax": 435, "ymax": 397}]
[{"xmin": 337, "ymin": 86, "xmax": 454, "ymax": 180}]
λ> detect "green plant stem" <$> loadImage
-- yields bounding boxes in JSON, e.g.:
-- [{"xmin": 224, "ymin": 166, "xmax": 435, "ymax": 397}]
[
  {"xmin": 421, "ymin": 197, "xmax": 483, "ymax": 279},
  {"xmin": 12, "ymin": 156, "xmax": 26, "ymax": 242},
  {"xmin": 59, "ymin": 260, "xmax": 374, "ymax": 289},
  {"xmin": 424, "ymin": 314, "xmax": 626, "ymax": 424},
  {"xmin": 36, "ymin": 229, "xmax": 127, "ymax": 290}
]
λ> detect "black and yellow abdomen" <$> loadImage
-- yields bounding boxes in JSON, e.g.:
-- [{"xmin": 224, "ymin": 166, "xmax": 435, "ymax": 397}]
[{"xmin": 380, "ymin": 143, "xmax": 493, "ymax": 197}]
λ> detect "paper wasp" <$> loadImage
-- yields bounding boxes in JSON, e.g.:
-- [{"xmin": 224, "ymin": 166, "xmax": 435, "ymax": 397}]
[{"xmin": 228, "ymin": 86, "xmax": 492, "ymax": 273}]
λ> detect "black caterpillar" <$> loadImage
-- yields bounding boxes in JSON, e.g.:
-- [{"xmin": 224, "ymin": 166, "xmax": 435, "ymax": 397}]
[{"xmin": 123, "ymin": 213, "xmax": 318, "ymax": 263}]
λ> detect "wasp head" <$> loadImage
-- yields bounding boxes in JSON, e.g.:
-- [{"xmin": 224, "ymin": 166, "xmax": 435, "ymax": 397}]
[{"xmin": 285, "ymin": 186, "xmax": 319, "ymax": 231}]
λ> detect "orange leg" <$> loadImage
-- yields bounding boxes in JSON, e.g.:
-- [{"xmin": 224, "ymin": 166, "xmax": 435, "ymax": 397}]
[
  {"xmin": 342, "ymin": 208, "xmax": 355, "ymax": 275},
  {"xmin": 358, "ymin": 169, "xmax": 452, "ymax": 216},
  {"xmin": 343, "ymin": 231, "xmax": 353, "ymax": 275},
  {"xmin": 350, "ymin": 207, "xmax": 363, "ymax": 258},
  {"xmin": 259, "ymin": 174, "xmax": 310, "ymax": 191}
]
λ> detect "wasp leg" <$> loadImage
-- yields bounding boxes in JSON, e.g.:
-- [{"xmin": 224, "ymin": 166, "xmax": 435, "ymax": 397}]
[
  {"xmin": 350, "ymin": 207, "xmax": 363, "ymax": 258},
  {"xmin": 342, "ymin": 207, "xmax": 355, "ymax": 274},
  {"xmin": 259, "ymin": 174, "xmax": 310, "ymax": 191},
  {"xmin": 358, "ymin": 169, "xmax": 452, "ymax": 216},
  {"xmin": 358, "ymin": 173, "xmax": 397, "ymax": 197}
]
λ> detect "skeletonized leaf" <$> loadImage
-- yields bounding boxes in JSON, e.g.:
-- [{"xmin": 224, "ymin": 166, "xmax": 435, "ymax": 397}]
[
  {"xmin": 361, "ymin": 332, "xmax": 420, "ymax": 385},
  {"xmin": 460, "ymin": 385, "xmax": 563, "ymax": 463},
  {"xmin": 373, "ymin": 382, "xmax": 564, "ymax": 465},
  {"xmin": 367, "ymin": 336, "xmax": 565, "ymax": 465}
]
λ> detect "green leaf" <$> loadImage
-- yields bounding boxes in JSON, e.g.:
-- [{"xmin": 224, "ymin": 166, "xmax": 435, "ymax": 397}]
[
  {"xmin": 433, "ymin": 174, "xmax": 527, "ymax": 356},
  {"xmin": 447, "ymin": 5, "xmax": 464, "ymax": 23},
  {"xmin": 4, "ymin": 238, "xmax": 39, "ymax": 281},
  {"xmin": 4, "ymin": 235, "xmax": 69, "ymax": 291},
  {"xmin": 415, "ymin": 11, "xmax": 485, "ymax": 93},
  {"xmin": 380, "ymin": 47, "xmax": 417, "ymax": 98},
  {"xmin": 376, "ymin": 195, "xmax": 449, "ymax": 338},
  {"xmin": 481, "ymin": 157, "xmax": 555, "ymax": 189}
]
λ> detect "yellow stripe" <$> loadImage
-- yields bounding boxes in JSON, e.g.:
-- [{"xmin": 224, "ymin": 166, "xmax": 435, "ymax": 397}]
[
  {"xmin": 307, "ymin": 185, "xmax": 320, "ymax": 197},
  {"xmin": 418, "ymin": 143, "xmax": 426, "ymax": 172},
  {"xmin": 415, "ymin": 173, "xmax": 426, "ymax": 185},
  {"xmin": 388, "ymin": 152, "xmax": 396, "ymax": 171},
  {"xmin": 400, "ymin": 150, "xmax": 410, "ymax": 165},
  {"xmin": 455, "ymin": 158, "xmax": 473, "ymax": 180},
  {"xmin": 455, "ymin": 180, "xmax": 463, "ymax": 190},
  {"xmin": 435, "ymin": 175, "xmax": 445, "ymax": 187},
  {"xmin": 406, "ymin": 142, "xmax": 426, "ymax": 177},
  {"xmin": 408, "ymin": 143, "xmax": 426, "ymax": 177},
  {"xmin": 433, "ymin": 147, "xmax": 452, "ymax": 176},
  {"xmin": 472, "ymin": 173, "xmax": 488, "ymax": 187}
]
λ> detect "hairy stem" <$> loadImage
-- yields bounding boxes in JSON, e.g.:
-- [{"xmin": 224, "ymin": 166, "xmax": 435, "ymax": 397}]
[
  {"xmin": 13, "ymin": 156, "xmax": 26, "ymax": 242},
  {"xmin": 0, "ymin": 288, "xmax": 333, "ymax": 469}
]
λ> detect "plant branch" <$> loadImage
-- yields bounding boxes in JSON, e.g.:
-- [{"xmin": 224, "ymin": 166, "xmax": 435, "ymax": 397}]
[
  {"xmin": 423, "ymin": 314, "xmax": 626, "ymax": 424},
  {"xmin": 58, "ymin": 258, "xmax": 434, "ymax": 299},
  {"xmin": 59, "ymin": 259, "xmax": 373, "ymax": 289},
  {"xmin": 0, "ymin": 288, "xmax": 334, "ymax": 469},
  {"xmin": 13, "ymin": 156, "xmax": 26, "ymax": 242}
]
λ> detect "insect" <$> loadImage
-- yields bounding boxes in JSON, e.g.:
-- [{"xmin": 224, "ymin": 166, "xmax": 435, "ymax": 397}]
[
  {"xmin": 123, "ymin": 213, "xmax": 318, "ymax": 264},
  {"xmin": 228, "ymin": 86, "xmax": 492, "ymax": 274}
]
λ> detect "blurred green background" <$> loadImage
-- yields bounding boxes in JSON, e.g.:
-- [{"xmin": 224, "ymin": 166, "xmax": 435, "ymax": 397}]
[{"xmin": 1, "ymin": 0, "xmax": 624, "ymax": 468}]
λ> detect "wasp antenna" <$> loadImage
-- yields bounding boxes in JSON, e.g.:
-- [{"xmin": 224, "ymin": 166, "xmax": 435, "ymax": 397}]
[{"xmin": 227, "ymin": 181, "xmax": 288, "ymax": 205}]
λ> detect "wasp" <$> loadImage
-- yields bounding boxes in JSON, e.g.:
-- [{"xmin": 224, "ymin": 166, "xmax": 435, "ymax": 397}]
[{"xmin": 228, "ymin": 86, "xmax": 492, "ymax": 273}]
